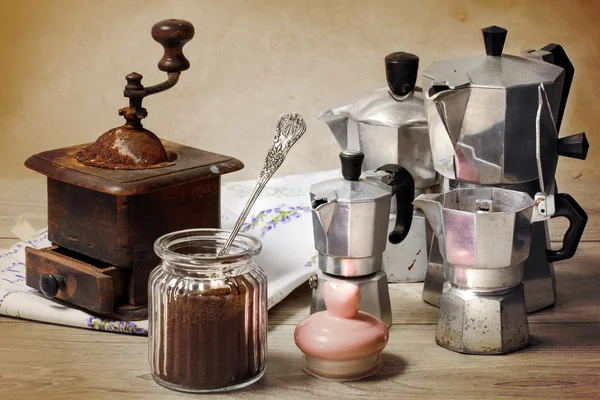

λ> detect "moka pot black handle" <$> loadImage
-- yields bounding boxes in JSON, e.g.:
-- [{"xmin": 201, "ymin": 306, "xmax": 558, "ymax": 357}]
[
  {"xmin": 376, "ymin": 164, "xmax": 415, "ymax": 244},
  {"xmin": 540, "ymin": 43, "xmax": 573, "ymax": 132},
  {"xmin": 546, "ymin": 193, "xmax": 588, "ymax": 263},
  {"xmin": 540, "ymin": 44, "xmax": 590, "ymax": 160}
]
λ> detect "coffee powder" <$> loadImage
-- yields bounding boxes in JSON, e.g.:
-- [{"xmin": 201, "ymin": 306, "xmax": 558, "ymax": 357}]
[
  {"xmin": 154, "ymin": 275, "xmax": 262, "ymax": 390},
  {"xmin": 75, "ymin": 127, "xmax": 168, "ymax": 169}
]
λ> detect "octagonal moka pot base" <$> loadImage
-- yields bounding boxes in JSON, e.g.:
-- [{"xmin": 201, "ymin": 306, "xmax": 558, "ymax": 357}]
[
  {"xmin": 436, "ymin": 282, "xmax": 529, "ymax": 355},
  {"xmin": 24, "ymin": 139, "xmax": 243, "ymax": 320}
]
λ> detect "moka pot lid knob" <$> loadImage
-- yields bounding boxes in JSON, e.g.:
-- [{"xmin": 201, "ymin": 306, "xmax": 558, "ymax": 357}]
[
  {"xmin": 482, "ymin": 25, "xmax": 507, "ymax": 56},
  {"xmin": 340, "ymin": 150, "xmax": 364, "ymax": 180},
  {"xmin": 385, "ymin": 52, "xmax": 419, "ymax": 97}
]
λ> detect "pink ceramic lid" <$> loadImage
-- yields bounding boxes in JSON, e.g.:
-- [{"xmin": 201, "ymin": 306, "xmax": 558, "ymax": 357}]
[{"xmin": 294, "ymin": 280, "xmax": 389, "ymax": 361}]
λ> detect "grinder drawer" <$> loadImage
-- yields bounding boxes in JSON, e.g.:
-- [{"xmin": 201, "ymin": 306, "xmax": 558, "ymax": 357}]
[{"xmin": 25, "ymin": 246, "xmax": 127, "ymax": 315}]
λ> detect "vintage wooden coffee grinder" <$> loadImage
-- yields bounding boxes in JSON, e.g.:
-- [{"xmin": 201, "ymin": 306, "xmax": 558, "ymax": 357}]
[{"xmin": 23, "ymin": 19, "xmax": 243, "ymax": 320}]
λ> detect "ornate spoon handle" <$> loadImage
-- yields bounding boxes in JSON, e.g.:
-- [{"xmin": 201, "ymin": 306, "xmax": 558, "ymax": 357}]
[{"xmin": 218, "ymin": 113, "xmax": 306, "ymax": 256}]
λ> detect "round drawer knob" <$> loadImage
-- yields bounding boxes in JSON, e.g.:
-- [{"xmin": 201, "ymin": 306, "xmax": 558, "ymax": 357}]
[{"xmin": 40, "ymin": 274, "xmax": 64, "ymax": 298}]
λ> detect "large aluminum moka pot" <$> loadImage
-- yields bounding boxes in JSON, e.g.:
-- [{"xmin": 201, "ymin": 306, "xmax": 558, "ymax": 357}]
[
  {"xmin": 420, "ymin": 26, "xmax": 589, "ymax": 313},
  {"xmin": 318, "ymin": 52, "xmax": 438, "ymax": 282},
  {"xmin": 309, "ymin": 150, "xmax": 415, "ymax": 327},
  {"xmin": 414, "ymin": 187, "xmax": 587, "ymax": 354},
  {"xmin": 422, "ymin": 26, "xmax": 588, "ymax": 186}
]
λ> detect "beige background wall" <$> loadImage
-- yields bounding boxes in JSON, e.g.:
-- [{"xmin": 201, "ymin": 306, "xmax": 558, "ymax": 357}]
[{"xmin": 0, "ymin": 0, "xmax": 598, "ymax": 182}]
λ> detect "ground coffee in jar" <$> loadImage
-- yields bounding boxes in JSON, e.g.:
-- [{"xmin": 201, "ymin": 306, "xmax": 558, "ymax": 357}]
[{"xmin": 149, "ymin": 229, "xmax": 267, "ymax": 393}]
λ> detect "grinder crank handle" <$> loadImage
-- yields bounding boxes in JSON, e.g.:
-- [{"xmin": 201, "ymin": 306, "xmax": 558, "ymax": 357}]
[
  {"xmin": 376, "ymin": 164, "xmax": 415, "ymax": 244},
  {"xmin": 121, "ymin": 19, "xmax": 195, "ymax": 126},
  {"xmin": 546, "ymin": 193, "xmax": 588, "ymax": 263},
  {"xmin": 151, "ymin": 19, "xmax": 195, "ymax": 73}
]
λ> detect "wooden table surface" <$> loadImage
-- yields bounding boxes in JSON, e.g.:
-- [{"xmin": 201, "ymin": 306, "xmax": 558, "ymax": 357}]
[{"xmin": 1, "ymin": 175, "xmax": 599, "ymax": 399}]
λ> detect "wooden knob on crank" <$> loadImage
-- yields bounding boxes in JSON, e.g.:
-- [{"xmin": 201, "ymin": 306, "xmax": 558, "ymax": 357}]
[{"xmin": 151, "ymin": 19, "xmax": 195, "ymax": 73}]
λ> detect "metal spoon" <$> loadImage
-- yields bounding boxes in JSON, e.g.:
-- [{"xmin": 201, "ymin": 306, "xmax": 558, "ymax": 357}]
[{"xmin": 218, "ymin": 113, "xmax": 307, "ymax": 256}]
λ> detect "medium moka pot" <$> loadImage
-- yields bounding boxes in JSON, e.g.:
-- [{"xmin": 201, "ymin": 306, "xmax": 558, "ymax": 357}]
[
  {"xmin": 415, "ymin": 185, "xmax": 586, "ymax": 354},
  {"xmin": 420, "ymin": 26, "xmax": 589, "ymax": 312},
  {"xmin": 318, "ymin": 52, "xmax": 438, "ymax": 283},
  {"xmin": 309, "ymin": 150, "xmax": 415, "ymax": 327}
]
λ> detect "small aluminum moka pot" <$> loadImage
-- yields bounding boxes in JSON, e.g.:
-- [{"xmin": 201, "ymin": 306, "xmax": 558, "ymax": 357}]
[
  {"xmin": 309, "ymin": 150, "xmax": 415, "ymax": 327},
  {"xmin": 414, "ymin": 187, "xmax": 586, "ymax": 354}
]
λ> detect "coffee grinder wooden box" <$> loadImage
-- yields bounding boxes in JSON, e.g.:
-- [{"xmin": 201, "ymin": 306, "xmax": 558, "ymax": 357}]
[{"xmin": 23, "ymin": 19, "xmax": 242, "ymax": 320}]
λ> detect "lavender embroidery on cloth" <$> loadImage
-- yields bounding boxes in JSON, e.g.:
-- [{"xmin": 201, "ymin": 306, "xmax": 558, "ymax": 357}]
[
  {"xmin": 87, "ymin": 317, "xmax": 147, "ymax": 334},
  {"xmin": 241, "ymin": 205, "xmax": 310, "ymax": 237},
  {"xmin": 304, "ymin": 253, "xmax": 318, "ymax": 268},
  {"xmin": 0, "ymin": 231, "xmax": 50, "ymax": 308}
]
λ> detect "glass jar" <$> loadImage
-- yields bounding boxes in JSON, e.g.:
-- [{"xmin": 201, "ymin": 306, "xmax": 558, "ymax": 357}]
[{"xmin": 148, "ymin": 229, "xmax": 267, "ymax": 393}]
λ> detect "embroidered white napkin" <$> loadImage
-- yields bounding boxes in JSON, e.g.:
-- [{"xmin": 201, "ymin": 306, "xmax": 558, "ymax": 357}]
[{"xmin": 0, "ymin": 170, "xmax": 339, "ymax": 334}]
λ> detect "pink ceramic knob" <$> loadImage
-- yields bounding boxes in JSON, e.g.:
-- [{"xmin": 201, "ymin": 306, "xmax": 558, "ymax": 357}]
[
  {"xmin": 294, "ymin": 280, "xmax": 389, "ymax": 381},
  {"xmin": 324, "ymin": 280, "xmax": 360, "ymax": 319}
]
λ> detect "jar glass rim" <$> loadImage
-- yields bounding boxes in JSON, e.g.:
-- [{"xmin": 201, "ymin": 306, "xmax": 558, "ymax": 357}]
[{"xmin": 154, "ymin": 228, "xmax": 262, "ymax": 267}]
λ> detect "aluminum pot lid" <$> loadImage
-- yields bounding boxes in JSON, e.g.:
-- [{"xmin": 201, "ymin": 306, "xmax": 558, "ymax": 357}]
[
  {"xmin": 422, "ymin": 26, "xmax": 563, "ymax": 89},
  {"xmin": 310, "ymin": 177, "xmax": 392, "ymax": 203},
  {"xmin": 319, "ymin": 52, "xmax": 426, "ymax": 128},
  {"xmin": 309, "ymin": 150, "xmax": 392, "ymax": 203},
  {"xmin": 318, "ymin": 88, "xmax": 427, "ymax": 128}
]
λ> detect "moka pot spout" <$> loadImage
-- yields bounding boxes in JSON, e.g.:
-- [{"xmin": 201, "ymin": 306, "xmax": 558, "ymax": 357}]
[
  {"xmin": 413, "ymin": 193, "xmax": 445, "ymax": 258},
  {"xmin": 317, "ymin": 110, "xmax": 351, "ymax": 151}
]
